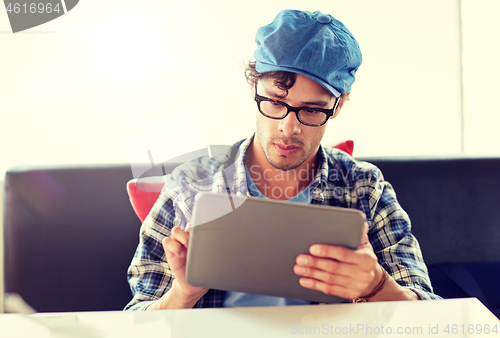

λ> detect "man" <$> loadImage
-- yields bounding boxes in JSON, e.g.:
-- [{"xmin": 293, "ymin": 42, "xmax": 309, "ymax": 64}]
[{"xmin": 125, "ymin": 9, "xmax": 439, "ymax": 311}]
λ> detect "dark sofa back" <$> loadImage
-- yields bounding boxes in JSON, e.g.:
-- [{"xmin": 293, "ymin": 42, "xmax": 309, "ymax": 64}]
[
  {"xmin": 365, "ymin": 157, "xmax": 500, "ymax": 265},
  {"xmin": 3, "ymin": 164, "xmax": 179, "ymax": 312}
]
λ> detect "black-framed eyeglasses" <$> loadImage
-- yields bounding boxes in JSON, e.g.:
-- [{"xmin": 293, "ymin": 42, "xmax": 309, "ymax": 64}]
[{"xmin": 254, "ymin": 83, "xmax": 340, "ymax": 127}]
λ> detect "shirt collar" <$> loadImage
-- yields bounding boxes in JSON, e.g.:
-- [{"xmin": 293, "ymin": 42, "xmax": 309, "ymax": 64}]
[
  {"xmin": 217, "ymin": 135, "xmax": 253, "ymax": 197},
  {"xmin": 230, "ymin": 135, "xmax": 330, "ymax": 202},
  {"xmin": 310, "ymin": 145, "xmax": 329, "ymax": 202}
]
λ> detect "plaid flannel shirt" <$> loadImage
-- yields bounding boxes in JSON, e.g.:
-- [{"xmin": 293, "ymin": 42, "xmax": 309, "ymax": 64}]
[{"xmin": 125, "ymin": 136, "xmax": 440, "ymax": 310}]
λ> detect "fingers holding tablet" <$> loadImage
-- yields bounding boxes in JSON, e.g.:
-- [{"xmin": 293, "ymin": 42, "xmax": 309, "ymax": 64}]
[{"xmin": 294, "ymin": 222, "xmax": 382, "ymax": 299}]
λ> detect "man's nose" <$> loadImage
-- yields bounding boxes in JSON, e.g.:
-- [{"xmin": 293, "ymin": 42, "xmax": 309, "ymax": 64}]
[{"xmin": 278, "ymin": 110, "xmax": 301, "ymax": 137}]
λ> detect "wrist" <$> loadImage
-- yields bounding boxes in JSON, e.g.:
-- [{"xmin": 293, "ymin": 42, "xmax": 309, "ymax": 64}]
[
  {"xmin": 352, "ymin": 267, "xmax": 420, "ymax": 302},
  {"xmin": 148, "ymin": 281, "xmax": 204, "ymax": 310},
  {"xmin": 172, "ymin": 280, "xmax": 206, "ymax": 307},
  {"xmin": 353, "ymin": 265, "xmax": 388, "ymax": 303}
]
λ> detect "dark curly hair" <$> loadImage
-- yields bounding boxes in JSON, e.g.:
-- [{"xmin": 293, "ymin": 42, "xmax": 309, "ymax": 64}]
[
  {"xmin": 244, "ymin": 60, "xmax": 296, "ymax": 96},
  {"xmin": 244, "ymin": 59, "xmax": 348, "ymax": 102}
]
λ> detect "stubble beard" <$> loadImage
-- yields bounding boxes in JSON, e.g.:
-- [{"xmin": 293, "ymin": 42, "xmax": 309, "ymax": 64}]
[{"xmin": 261, "ymin": 136, "xmax": 309, "ymax": 172}]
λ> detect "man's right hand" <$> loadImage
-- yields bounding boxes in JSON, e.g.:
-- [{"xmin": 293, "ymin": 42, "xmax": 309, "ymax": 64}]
[{"xmin": 147, "ymin": 224, "xmax": 208, "ymax": 310}]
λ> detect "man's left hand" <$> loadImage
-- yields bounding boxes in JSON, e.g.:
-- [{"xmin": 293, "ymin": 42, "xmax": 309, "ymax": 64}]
[{"xmin": 293, "ymin": 222, "xmax": 383, "ymax": 300}]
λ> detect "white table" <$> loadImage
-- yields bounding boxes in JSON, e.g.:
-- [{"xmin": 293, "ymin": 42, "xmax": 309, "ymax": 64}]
[{"xmin": 0, "ymin": 298, "xmax": 498, "ymax": 337}]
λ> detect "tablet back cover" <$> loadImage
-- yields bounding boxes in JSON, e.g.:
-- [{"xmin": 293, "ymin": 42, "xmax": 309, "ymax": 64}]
[{"xmin": 186, "ymin": 192, "xmax": 365, "ymax": 303}]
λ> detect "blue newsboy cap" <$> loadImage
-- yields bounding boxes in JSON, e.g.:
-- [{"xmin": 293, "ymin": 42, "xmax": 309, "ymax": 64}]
[{"xmin": 254, "ymin": 9, "xmax": 362, "ymax": 97}]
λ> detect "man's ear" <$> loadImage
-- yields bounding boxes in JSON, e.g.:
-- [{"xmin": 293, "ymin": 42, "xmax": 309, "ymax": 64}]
[{"xmin": 331, "ymin": 92, "xmax": 350, "ymax": 119}]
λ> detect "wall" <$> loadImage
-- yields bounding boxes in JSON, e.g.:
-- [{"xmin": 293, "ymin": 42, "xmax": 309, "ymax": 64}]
[
  {"xmin": 0, "ymin": 0, "xmax": 464, "ymax": 177},
  {"xmin": 461, "ymin": 0, "xmax": 500, "ymax": 154}
]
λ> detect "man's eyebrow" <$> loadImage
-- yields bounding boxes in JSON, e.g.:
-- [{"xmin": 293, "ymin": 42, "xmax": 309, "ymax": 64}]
[
  {"xmin": 266, "ymin": 91, "xmax": 331, "ymax": 106},
  {"xmin": 266, "ymin": 90, "xmax": 287, "ymax": 100},
  {"xmin": 300, "ymin": 100, "xmax": 331, "ymax": 107}
]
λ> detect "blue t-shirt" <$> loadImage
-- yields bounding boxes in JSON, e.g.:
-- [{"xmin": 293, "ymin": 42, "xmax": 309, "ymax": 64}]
[{"xmin": 223, "ymin": 166, "xmax": 313, "ymax": 307}]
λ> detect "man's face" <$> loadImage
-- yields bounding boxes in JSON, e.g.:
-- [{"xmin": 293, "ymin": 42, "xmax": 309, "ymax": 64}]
[{"xmin": 253, "ymin": 74, "xmax": 339, "ymax": 171}]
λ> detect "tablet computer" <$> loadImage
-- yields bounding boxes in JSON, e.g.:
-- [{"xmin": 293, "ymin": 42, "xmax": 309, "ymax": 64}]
[{"xmin": 185, "ymin": 192, "xmax": 365, "ymax": 303}]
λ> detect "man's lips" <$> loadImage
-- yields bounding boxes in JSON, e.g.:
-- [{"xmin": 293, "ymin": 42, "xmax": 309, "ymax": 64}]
[
  {"xmin": 274, "ymin": 143, "xmax": 300, "ymax": 155},
  {"xmin": 276, "ymin": 143, "xmax": 299, "ymax": 150}
]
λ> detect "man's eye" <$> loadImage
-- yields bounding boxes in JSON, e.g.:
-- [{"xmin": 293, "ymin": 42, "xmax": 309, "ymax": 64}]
[
  {"xmin": 303, "ymin": 108, "xmax": 321, "ymax": 115},
  {"xmin": 271, "ymin": 101, "xmax": 283, "ymax": 107}
]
